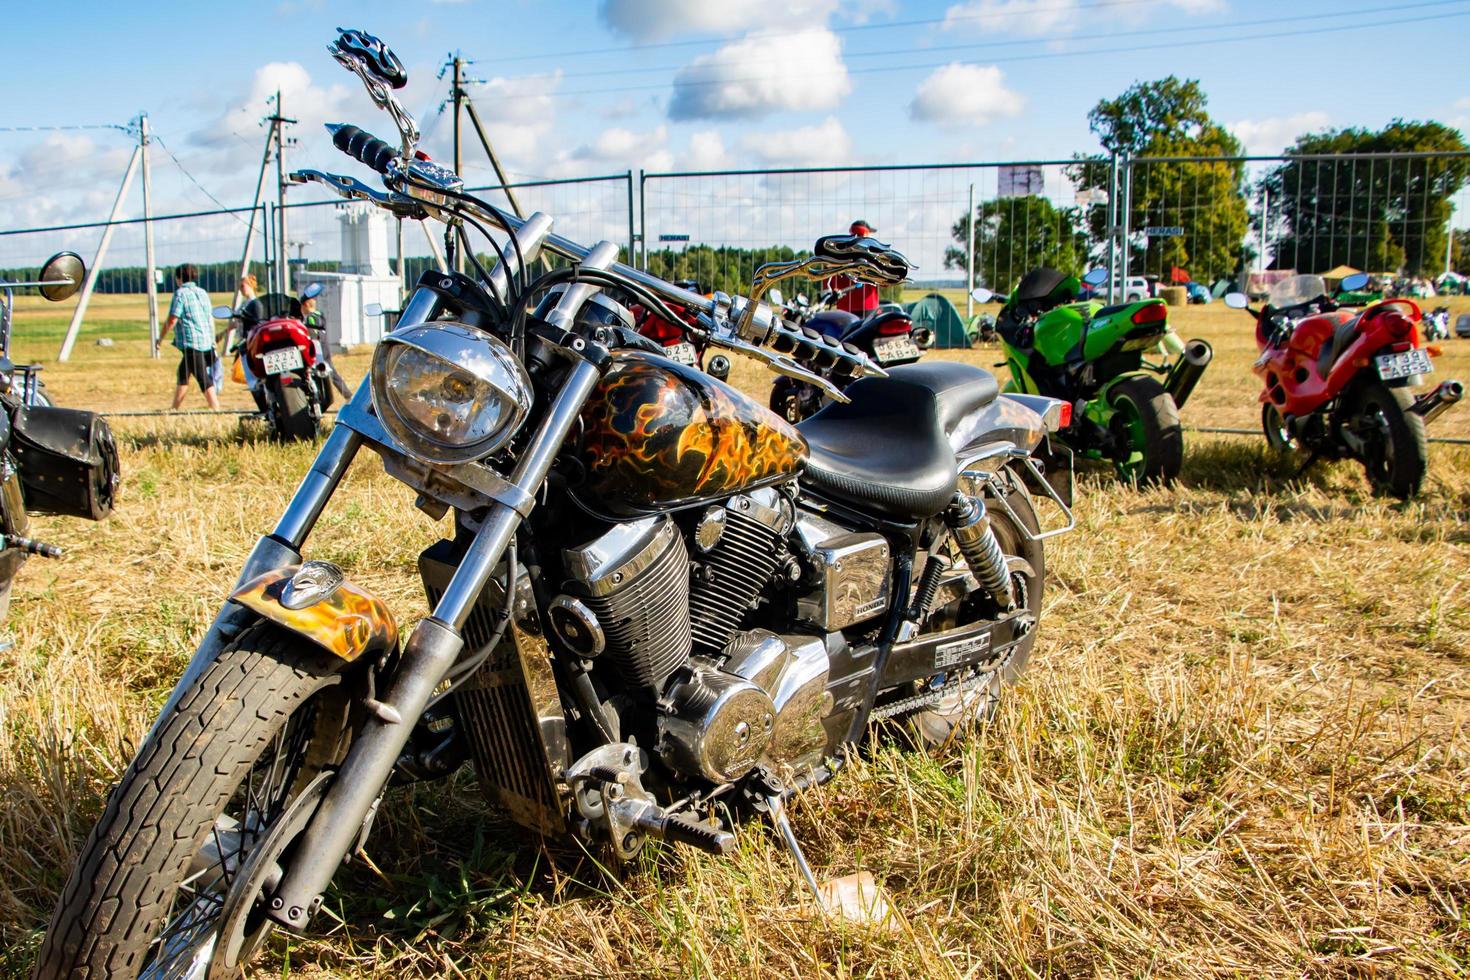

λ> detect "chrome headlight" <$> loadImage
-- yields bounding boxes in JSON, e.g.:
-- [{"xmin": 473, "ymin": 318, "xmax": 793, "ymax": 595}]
[{"xmin": 370, "ymin": 322, "xmax": 532, "ymax": 464}]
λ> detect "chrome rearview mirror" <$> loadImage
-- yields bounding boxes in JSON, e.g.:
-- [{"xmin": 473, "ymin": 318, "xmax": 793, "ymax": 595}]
[
  {"xmin": 212, "ymin": 305, "xmax": 235, "ymax": 319},
  {"xmin": 363, "ymin": 302, "xmax": 384, "ymax": 317},
  {"xmin": 1224, "ymin": 292, "xmax": 1249, "ymax": 310},
  {"xmin": 970, "ymin": 286, "xmax": 994, "ymax": 304},
  {"xmin": 37, "ymin": 251, "xmax": 86, "ymax": 301},
  {"xmin": 1081, "ymin": 267, "xmax": 1108, "ymax": 287},
  {"xmin": 1338, "ymin": 271, "xmax": 1371, "ymax": 292},
  {"xmin": 330, "ymin": 28, "xmax": 418, "ymax": 158}
]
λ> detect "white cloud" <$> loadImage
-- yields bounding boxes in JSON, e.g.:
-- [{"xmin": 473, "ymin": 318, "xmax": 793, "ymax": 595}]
[
  {"xmin": 195, "ymin": 62, "xmax": 360, "ymax": 153},
  {"xmin": 740, "ymin": 116, "xmax": 852, "ymax": 167},
  {"xmin": 910, "ymin": 64, "xmax": 1024, "ymax": 126},
  {"xmin": 942, "ymin": 0, "xmax": 1223, "ymax": 36},
  {"xmin": 669, "ymin": 29, "xmax": 850, "ymax": 120},
  {"xmin": 599, "ymin": 0, "xmax": 838, "ymax": 41},
  {"xmin": 1230, "ymin": 111, "xmax": 1330, "ymax": 155},
  {"xmin": 685, "ymin": 131, "xmax": 733, "ymax": 170}
]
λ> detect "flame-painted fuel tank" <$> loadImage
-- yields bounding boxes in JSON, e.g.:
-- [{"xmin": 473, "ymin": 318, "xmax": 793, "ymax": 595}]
[{"xmin": 577, "ymin": 351, "xmax": 808, "ymax": 517}]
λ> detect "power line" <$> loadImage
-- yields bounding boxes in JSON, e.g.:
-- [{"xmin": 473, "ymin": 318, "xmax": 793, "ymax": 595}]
[
  {"xmin": 0, "ymin": 123, "xmax": 130, "ymax": 133},
  {"xmin": 542, "ymin": 8, "xmax": 1470, "ymax": 100},
  {"xmin": 486, "ymin": 0, "xmax": 1196, "ymax": 65},
  {"xmin": 151, "ymin": 134, "xmax": 256, "ymax": 228},
  {"xmin": 506, "ymin": 0, "xmax": 1469, "ymax": 85}
]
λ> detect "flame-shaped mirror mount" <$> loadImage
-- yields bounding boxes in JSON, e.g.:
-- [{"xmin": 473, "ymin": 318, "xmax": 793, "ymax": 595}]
[{"xmin": 329, "ymin": 28, "xmax": 419, "ymax": 160}]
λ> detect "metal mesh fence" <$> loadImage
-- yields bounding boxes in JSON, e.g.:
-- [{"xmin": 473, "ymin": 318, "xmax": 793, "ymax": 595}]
[
  {"xmin": 640, "ymin": 162, "xmax": 1085, "ymax": 297},
  {"xmin": 277, "ymin": 172, "xmax": 635, "ymax": 291},
  {"xmin": 1120, "ymin": 152, "xmax": 1470, "ymax": 296},
  {"xmin": 5, "ymin": 152, "xmax": 1469, "ymax": 312}
]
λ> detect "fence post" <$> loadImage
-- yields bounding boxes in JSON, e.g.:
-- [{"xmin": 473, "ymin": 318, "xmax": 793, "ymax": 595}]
[
  {"xmin": 638, "ymin": 169, "xmax": 648, "ymax": 271},
  {"xmin": 1106, "ymin": 152, "xmax": 1119, "ymax": 304},
  {"xmin": 626, "ymin": 170, "xmax": 637, "ymax": 268},
  {"xmin": 58, "ymin": 142, "xmax": 142, "ymax": 362},
  {"xmin": 965, "ymin": 182, "xmax": 976, "ymax": 317},
  {"xmin": 139, "ymin": 113, "xmax": 160, "ymax": 359},
  {"xmin": 1118, "ymin": 155, "xmax": 1132, "ymax": 302}
]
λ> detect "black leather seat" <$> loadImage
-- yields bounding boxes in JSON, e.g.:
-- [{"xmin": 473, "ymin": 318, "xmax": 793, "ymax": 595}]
[
  {"xmin": 796, "ymin": 361, "xmax": 999, "ymax": 521},
  {"xmin": 1318, "ymin": 314, "xmax": 1362, "ymax": 374}
]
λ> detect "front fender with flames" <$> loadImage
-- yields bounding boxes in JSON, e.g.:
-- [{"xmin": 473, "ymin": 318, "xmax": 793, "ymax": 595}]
[{"xmin": 229, "ymin": 562, "xmax": 398, "ymax": 662}]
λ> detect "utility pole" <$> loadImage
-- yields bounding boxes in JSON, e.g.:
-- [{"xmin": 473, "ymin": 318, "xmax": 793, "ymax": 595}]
[
  {"xmin": 267, "ymin": 90, "xmax": 297, "ymax": 294},
  {"xmin": 139, "ymin": 113, "xmax": 160, "ymax": 358},
  {"xmin": 59, "ymin": 144, "xmax": 142, "ymax": 362},
  {"xmin": 450, "ymin": 54, "xmax": 466, "ymax": 272}
]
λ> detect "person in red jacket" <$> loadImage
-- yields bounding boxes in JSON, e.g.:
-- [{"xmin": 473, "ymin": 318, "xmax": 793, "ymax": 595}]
[{"xmin": 825, "ymin": 219, "xmax": 881, "ymax": 316}]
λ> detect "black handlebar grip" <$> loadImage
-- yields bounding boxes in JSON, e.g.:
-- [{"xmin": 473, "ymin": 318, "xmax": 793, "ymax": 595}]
[{"xmin": 331, "ymin": 124, "xmax": 397, "ymax": 175}]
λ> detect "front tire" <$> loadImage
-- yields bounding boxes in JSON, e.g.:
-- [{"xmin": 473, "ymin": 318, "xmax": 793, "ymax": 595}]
[
  {"xmin": 1262, "ymin": 402, "xmax": 1294, "ymax": 452},
  {"xmin": 1350, "ymin": 381, "xmax": 1427, "ymax": 499},
  {"xmin": 1108, "ymin": 375, "xmax": 1183, "ymax": 486},
  {"xmin": 35, "ymin": 626, "xmax": 348, "ymax": 979}
]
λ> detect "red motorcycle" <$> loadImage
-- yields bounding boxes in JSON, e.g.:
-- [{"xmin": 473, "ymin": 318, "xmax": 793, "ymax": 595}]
[
  {"xmin": 1225, "ymin": 272, "xmax": 1461, "ymax": 498},
  {"xmin": 632, "ymin": 279, "xmax": 731, "ymax": 380},
  {"xmin": 218, "ymin": 282, "xmax": 336, "ymax": 440}
]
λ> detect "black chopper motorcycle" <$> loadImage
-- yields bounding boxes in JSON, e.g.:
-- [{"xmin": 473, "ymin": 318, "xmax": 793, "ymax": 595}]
[
  {"xmin": 0, "ymin": 252, "xmax": 119, "ymax": 621},
  {"xmin": 35, "ymin": 29, "xmax": 1076, "ymax": 978}
]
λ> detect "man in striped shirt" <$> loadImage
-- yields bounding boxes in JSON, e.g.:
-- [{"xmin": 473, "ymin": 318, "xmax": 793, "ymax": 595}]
[{"xmin": 161, "ymin": 263, "xmax": 221, "ymax": 410}]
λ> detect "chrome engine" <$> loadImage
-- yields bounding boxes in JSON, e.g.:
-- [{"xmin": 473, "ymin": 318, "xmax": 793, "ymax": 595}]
[
  {"xmin": 550, "ymin": 491, "xmax": 885, "ymax": 788},
  {"xmin": 560, "ymin": 516, "xmax": 692, "ymax": 693}
]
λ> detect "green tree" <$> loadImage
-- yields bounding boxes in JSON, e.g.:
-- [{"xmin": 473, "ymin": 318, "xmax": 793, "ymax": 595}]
[
  {"xmin": 1075, "ymin": 77, "xmax": 1250, "ymax": 282},
  {"xmin": 1261, "ymin": 121, "xmax": 1468, "ymax": 275},
  {"xmin": 944, "ymin": 195, "xmax": 1085, "ymax": 292}
]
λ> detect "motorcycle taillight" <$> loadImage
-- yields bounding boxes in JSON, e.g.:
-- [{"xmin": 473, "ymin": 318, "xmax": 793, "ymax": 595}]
[
  {"xmin": 1131, "ymin": 303, "xmax": 1167, "ymax": 325},
  {"xmin": 877, "ymin": 318, "xmax": 911, "ymax": 336}
]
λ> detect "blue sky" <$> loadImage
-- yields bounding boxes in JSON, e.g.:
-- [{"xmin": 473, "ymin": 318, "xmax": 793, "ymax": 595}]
[{"xmin": 2, "ymin": 0, "xmax": 1468, "ymax": 270}]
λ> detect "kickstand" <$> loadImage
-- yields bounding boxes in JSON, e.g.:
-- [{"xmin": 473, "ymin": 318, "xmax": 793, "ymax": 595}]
[
  {"xmin": 765, "ymin": 794, "xmax": 826, "ymax": 912},
  {"xmin": 1295, "ymin": 451, "xmax": 1318, "ymax": 478}
]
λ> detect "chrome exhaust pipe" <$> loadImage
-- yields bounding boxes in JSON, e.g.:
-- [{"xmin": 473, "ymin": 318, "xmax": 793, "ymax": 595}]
[
  {"xmin": 1164, "ymin": 339, "xmax": 1213, "ymax": 409},
  {"xmin": 1410, "ymin": 379, "xmax": 1463, "ymax": 425}
]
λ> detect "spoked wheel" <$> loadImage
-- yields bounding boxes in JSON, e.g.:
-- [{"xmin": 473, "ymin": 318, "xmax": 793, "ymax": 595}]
[
  {"xmin": 911, "ymin": 472, "xmax": 1044, "ymax": 746},
  {"xmin": 1262, "ymin": 402, "xmax": 1295, "ymax": 453},
  {"xmin": 1349, "ymin": 381, "xmax": 1427, "ymax": 499},
  {"xmin": 35, "ymin": 626, "xmax": 350, "ymax": 979},
  {"xmin": 1108, "ymin": 375, "xmax": 1183, "ymax": 487}
]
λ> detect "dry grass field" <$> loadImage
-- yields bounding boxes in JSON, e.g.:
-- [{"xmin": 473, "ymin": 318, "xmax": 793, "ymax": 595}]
[{"xmin": 0, "ymin": 291, "xmax": 1466, "ymax": 977}]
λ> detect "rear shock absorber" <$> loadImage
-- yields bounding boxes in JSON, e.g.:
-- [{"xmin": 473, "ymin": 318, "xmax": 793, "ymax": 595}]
[{"xmin": 944, "ymin": 492, "xmax": 1014, "ymax": 610}]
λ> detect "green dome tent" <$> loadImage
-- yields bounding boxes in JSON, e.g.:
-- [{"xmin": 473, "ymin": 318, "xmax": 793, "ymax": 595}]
[{"xmin": 905, "ymin": 292, "xmax": 972, "ymax": 349}]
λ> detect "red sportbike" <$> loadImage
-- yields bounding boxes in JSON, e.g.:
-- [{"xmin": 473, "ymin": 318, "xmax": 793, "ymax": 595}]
[
  {"xmin": 1226, "ymin": 272, "xmax": 1461, "ymax": 498},
  {"xmin": 629, "ymin": 279, "xmax": 731, "ymax": 380},
  {"xmin": 219, "ymin": 284, "xmax": 337, "ymax": 441}
]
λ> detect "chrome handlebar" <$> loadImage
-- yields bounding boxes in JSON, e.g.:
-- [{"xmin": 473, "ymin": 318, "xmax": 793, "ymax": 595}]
[{"xmin": 302, "ymin": 26, "xmax": 915, "ymax": 400}]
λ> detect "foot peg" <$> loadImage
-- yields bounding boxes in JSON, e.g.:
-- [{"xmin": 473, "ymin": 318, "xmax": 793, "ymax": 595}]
[{"xmin": 566, "ymin": 743, "xmax": 734, "ymax": 860}]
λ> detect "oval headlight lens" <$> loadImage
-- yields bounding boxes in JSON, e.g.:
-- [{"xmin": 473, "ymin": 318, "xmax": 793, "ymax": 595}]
[{"xmin": 370, "ymin": 322, "xmax": 532, "ymax": 464}]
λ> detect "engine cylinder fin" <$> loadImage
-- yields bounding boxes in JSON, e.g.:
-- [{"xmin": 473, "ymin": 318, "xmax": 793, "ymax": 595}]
[
  {"xmin": 688, "ymin": 506, "xmax": 782, "ymax": 655},
  {"xmin": 577, "ymin": 524, "xmax": 693, "ymax": 693}
]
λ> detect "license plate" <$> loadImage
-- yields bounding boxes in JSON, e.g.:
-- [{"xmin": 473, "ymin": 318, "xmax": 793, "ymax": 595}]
[
  {"xmin": 262, "ymin": 347, "xmax": 304, "ymax": 375},
  {"xmin": 1375, "ymin": 348, "xmax": 1432, "ymax": 381},
  {"xmin": 663, "ymin": 341, "xmax": 698, "ymax": 366},
  {"xmin": 873, "ymin": 335, "xmax": 920, "ymax": 363}
]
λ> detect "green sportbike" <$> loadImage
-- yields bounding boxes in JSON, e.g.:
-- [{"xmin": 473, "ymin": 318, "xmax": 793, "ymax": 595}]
[{"xmin": 980, "ymin": 268, "xmax": 1213, "ymax": 485}]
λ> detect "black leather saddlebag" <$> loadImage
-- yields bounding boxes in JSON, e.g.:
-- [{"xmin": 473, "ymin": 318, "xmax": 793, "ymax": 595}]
[{"xmin": 11, "ymin": 404, "xmax": 118, "ymax": 520}]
